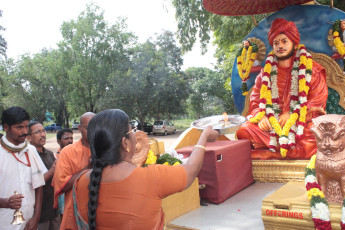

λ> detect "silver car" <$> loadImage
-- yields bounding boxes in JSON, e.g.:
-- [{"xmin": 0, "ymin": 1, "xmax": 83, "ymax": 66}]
[{"xmin": 153, "ymin": 120, "xmax": 176, "ymax": 135}]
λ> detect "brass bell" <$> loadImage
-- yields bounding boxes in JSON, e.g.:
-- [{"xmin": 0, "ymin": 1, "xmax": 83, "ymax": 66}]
[{"xmin": 11, "ymin": 191, "xmax": 26, "ymax": 225}]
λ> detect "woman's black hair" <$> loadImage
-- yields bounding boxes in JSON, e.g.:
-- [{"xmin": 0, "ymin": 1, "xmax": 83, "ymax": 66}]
[{"xmin": 87, "ymin": 109, "xmax": 130, "ymax": 230}]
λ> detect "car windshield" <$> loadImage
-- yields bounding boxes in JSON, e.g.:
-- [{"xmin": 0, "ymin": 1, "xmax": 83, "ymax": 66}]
[{"xmin": 154, "ymin": 121, "xmax": 163, "ymax": 125}]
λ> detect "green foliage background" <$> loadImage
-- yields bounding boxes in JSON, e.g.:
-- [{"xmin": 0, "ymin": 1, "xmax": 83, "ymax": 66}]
[{"xmin": 0, "ymin": 3, "xmax": 235, "ymax": 126}]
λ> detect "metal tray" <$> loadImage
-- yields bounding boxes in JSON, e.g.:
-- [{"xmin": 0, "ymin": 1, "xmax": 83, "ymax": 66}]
[{"xmin": 191, "ymin": 115, "xmax": 247, "ymax": 134}]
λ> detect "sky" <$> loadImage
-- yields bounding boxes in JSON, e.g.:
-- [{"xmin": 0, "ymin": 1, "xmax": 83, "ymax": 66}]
[{"xmin": 1, "ymin": 0, "xmax": 216, "ymax": 70}]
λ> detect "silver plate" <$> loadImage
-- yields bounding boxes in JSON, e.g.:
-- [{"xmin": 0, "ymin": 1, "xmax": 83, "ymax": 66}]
[{"xmin": 191, "ymin": 115, "xmax": 247, "ymax": 134}]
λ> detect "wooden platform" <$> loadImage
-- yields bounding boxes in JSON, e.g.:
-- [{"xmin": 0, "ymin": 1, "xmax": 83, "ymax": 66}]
[
  {"xmin": 262, "ymin": 181, "xmax": 343, "ymax": 230},
  {"xmin": 252, "ymin": 160, "xmax": 309, "ymax": 183}
]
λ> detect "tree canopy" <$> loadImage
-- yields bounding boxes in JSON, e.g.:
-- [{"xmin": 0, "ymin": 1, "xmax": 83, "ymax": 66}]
[
  {"xmin": 0, "ymin": 3, "xmax": 235, "ymax": 126},
  {"xmin": 0, "ymin": 10, "xmax": 6, "ymax": 59}
]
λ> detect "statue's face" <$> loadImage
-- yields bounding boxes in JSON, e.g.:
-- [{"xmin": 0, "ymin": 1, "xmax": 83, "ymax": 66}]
[
  {"xmin": 243, "ymin": 40, "xmax": 250, "ymax": 48},
  {"xmin": 341, "ymin": 20, "xmax": 345, "ymax": 31},
  {"xmin": 272, "ymin": 33, "xmax": 295, "ymax": 60}
]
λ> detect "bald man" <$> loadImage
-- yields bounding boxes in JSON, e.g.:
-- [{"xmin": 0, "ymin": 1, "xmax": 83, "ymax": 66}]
[
  {"xmin": 52, "ymin": 112, "xmax": 95, "ymax": 229},
  {"xmin": 236, "ymin": 18, "xmax": 328, "ymax": 160}
]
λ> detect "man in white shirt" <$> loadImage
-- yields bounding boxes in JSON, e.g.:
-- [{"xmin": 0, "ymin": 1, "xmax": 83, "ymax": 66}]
[{"xmin": 0, "ymin": 107, "xmax": 47, "ymax": 230}]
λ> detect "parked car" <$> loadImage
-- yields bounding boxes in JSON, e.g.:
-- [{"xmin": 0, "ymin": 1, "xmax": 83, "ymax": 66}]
[
  {"xmin": 130, "ymin": 120, "xmax": 153, "ymax": 134},
  {"xmin": 44, "ymin": 123, "xmax": 62, "ymax": 132},
  {"xmin": 72, "ymin": 122, "xmax": 79, "ymax": 130},
  {"xmin": 153, "ymin": 120, "xmax": 176, "ymax": 136},
  {"xmin": 141, "ymin": 122, "xmax": 153, "ymax": 134}
]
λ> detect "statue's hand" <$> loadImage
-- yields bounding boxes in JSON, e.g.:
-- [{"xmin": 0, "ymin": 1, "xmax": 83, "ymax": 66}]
[
  {"xmin": 258, "ymin": 115, "xmax": 272, "ymax": 132},
  {"xmin": 279, "ymin": 112, "xmax": 290, "ymax": 127}
]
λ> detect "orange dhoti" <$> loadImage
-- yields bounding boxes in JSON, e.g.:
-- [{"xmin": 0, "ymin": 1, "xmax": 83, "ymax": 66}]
[{"xmin": 237, "ymin": 61, "xmax": 328, "ymax": 160}]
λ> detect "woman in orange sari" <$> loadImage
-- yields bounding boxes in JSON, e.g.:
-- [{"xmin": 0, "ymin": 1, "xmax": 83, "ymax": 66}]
[{"xmin": 73, "ymin": 109, "xmax": 218, "ymax": 230}]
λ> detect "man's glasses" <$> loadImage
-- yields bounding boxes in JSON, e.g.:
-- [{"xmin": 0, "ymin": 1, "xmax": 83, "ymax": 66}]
[
  {"xmin": 126, "ymin": 127, "xmax": 137, "ymax": 135},
  {"xmin": 31, "ymin": 129, "xmax": 46, "ymax": 135}
]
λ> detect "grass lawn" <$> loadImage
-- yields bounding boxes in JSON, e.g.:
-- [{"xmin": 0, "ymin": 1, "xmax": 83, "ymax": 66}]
[{"xmin": 173, "ymin": 118, "xmax": 194, "ymax": 130}]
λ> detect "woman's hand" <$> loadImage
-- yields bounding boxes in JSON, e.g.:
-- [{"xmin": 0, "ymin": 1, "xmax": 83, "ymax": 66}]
[{"xmin": 202, "ymin": 126, "xmax": 220, "ymax": 142}]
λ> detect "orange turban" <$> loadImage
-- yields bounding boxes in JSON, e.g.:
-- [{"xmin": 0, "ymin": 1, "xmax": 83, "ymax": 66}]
[{"xmin": 267, "ymin": 18, "xmax": 300, "ymax": 47}]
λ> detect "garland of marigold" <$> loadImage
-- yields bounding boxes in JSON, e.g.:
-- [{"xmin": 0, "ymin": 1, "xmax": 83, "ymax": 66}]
[
  {"xmin": 305, "ymin": 155, "xmax": 345, "ymax": 230},
  {"xmin": 237, "ymin": 43, "xmax": 258, "ymax": 95},
  {"xmin": 332, "ymin": 20, "xmax": 345, "ymax": 71},
  {"xmin": 249, "ymin": 44, "xmax": 312, "ymax": 157}
]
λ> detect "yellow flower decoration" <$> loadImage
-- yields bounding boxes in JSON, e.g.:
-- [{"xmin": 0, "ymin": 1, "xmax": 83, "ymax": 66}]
[
  {"xmin": 281, "ymin": 149, "xmax": 287, "ymax": 158},
  {"xmin": 163, "ymin": 162, "xmax": 169, "ymax": 165},
  {"xmin": 250, "ymin": 111, "xmax": 265, "ymax": 123},
  {"xmin": 173, "ymin": 162, "xmax": 180, "ymax": 166},
  {"xmin": 307, "ymin": 188, "xmax": 325, "ymax": 200},
  {"xmin": 145, "ymin": 150, "xmax": 157, "ymax": 165},
  {"xmin": 237, "ymin": 44, "xmax": 259, "ymax": 95},
  {"xmin": 333, "ymin": 31, "xmax": 345, "ymax": 56},
  {"xmin": 300, "ymin": 55, "xmax": 307, "ymax": 66},
  {"xmin": 307, "ymin": 155, "xmax": 316, "ymax": 169},
  {"xmin": 264, "ymin": 62, "xmax": 272, "ymax": 73}
]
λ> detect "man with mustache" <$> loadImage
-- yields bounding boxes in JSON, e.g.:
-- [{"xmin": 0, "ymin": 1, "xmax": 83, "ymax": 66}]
[
  {"xmin": 28, "ymin": 121, "xmax": 60, "ymax": 230},
  {"xmin": 237, "ymin": 18, "xmax": 328, "ymax": 159},
  {"xmin": 56, "ymin": 128, "xmax": 73, "ymax": 158},
  {"xmin": 0, "ymin": 107, "xmax": 47, "ymax": 230}
]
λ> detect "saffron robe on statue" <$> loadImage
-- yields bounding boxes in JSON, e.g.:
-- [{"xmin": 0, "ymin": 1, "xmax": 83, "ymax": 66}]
[
  {"xmin": 236, "ymin": 61, "xmax": 328, "ymax": 159},
  {"xmin": 52, "ymin": 139, "xmax": 91, "ymax": 230}
]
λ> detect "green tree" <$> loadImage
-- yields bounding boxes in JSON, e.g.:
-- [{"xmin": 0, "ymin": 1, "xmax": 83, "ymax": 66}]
[
  {"xmin": 185, "ymin": 67, "xmax": 236, "ymax": 118},
  {"xmin": 4, "ymin": 54, "xmax": 54, "ymax": 123},
  {"xmin": 41, "ymin": 49, "xmax": 72, "ymax": 127},
  {"xmin": 59, "ymin": 3, "xmax": 135, "ymax": 114},
  {"xmin": 153, "ymin": 31, "xmax": 188, "ymax": 119},
  {"xmin": 0, "ymin": 10, "xmax": 7, "ymax": 59},
  {"xmin": 155, "ymin": 31, "xmax": 183, "ymax": 73},
  {"xmin": 172, "ymin": 0, "xmax": 268, "ymax": 115},
  {"xmin": 316, "ymin": 0, "xmax": 345, "ymax": 11},
  {"xmin": 102, "ymin": 30, "xmax": 188, "ymax": 123},
  {"xmin": 172, "ymin": 0, "xmax": 267, "ymax": 55},
  {"xmin": 106, "ymin": 35, "xmax": 188, "ymax": 124},
  {"xmin": 0, "ymin": 59, "xmax": 13, "ymax": 120}
]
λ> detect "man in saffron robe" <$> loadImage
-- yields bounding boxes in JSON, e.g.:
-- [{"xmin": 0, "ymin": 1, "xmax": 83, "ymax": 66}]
[
  {"xmin": 52, "ymin": 112, "xmax": 95, "ymax": 229},
  {"xmin": 236, "ymin": 18, "xmax": 328, "ymax": 159}
]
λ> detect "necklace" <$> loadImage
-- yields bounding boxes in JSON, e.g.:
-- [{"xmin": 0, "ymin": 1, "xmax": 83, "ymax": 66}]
[
  {"xmin": 10, "ymin": 151, "xmax": 31, "ymax": 167},
  {"xmin": 249, "ymin": 44, "xmax": 312, "ymax": 157},
  {"xmin": 305, "ymin": 155, "xmax": 345, "ymax": 229}
]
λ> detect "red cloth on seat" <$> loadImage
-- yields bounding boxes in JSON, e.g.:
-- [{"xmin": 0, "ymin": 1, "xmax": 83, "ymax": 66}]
[{"xmin": 177, "ymin": 140, "xmax": 253, "ymax": 204}]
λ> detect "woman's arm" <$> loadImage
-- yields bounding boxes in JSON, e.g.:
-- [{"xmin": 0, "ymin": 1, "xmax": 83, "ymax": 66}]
[{"xmin": 181, "ymin": 126, "xmax": 219, "ymax": 188}]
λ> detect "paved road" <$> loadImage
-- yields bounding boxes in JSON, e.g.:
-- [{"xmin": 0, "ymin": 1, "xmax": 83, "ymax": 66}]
[{"xmin": 45, "ymin": 130, "xmax": 185, "ymax": 153}]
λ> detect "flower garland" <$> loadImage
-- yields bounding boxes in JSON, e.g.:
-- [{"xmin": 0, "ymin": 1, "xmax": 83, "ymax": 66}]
[
  {"xmin": 249, "ymin": 44, "xmax": 312, "ymax": 157},
  {"xmin": 332, "ymin": 20, "xmax": 345, "ymax": 71},
  {"xmin": 237, "ymin": 42, "xmax": 258, "ymax": 95},
  {"xmin": 305, "ymin": 154, "xmax": 345, "ymax": 230}
]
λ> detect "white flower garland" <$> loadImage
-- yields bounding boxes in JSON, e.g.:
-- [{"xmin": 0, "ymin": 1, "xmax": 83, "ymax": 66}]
[{"xmin": 266, "ymin": 45, "xmax": 312, "ymax": 155}]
